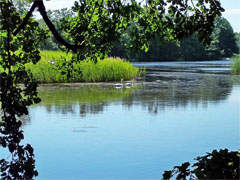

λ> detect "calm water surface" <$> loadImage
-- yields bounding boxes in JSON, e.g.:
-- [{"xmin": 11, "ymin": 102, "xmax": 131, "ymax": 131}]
[{"xmin": 21, "ymin": 60, "xmax": 239, "ymax": 179}]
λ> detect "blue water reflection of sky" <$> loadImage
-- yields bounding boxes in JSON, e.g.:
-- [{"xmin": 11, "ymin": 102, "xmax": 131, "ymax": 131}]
[{"xmin": 23, "ymin": 85, "xmax": 239, "ymax": 179}]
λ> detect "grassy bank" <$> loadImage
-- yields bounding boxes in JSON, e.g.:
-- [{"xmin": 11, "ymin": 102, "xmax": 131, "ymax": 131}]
[
  {"xmin": 25, "ymin": 51, "xmax": 142, "ymax": 83},
  {"xmin": 231, "ymin": 54, "xmax": 240, "ymax": 75}
]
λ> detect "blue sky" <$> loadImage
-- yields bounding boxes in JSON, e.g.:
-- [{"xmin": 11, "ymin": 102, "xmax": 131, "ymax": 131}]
[{"xmin": 42, "ymin": 0, "xmax": 240, "ymax": 32}]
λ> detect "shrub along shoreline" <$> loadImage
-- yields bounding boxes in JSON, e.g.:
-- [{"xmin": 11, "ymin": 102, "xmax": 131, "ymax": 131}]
[
  {"xmin": 231, "ymin": 54, "xmax": 240, "ymax": 75},
  {"xmin": 25, "ymin": 51, "xmax": 144, "ymax": 83}
]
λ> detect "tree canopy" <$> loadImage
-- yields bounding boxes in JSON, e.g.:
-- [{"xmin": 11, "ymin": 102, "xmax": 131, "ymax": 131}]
[
  {"xmin": 15, "ymin": 0, "xmax": 224, "ymax": 56},
  {"xmin": 0, "ymin": 0, "xmax": 225, "ymax": 179},
  {"xmin": 109, "ymin": 16, "xmax": 239, "ymax": 61}
]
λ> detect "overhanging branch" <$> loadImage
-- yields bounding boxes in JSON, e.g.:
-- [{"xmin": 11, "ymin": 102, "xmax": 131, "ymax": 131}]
[
  {"xmin": 13, "ymin": 0, "xmax": 84, "ymax": 52},
  {"xmin": 13, "ymin": 1, "xmax": 37, "ymax": 36}
]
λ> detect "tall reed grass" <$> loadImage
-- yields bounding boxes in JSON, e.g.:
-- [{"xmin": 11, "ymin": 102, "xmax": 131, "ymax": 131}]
[
  {"xmin": 25, "ymin": 51, "xmax": 142, "ymax": 83},
  {"xmin": 231, "ymin": 54, "xmax": 240, "ymax": 75},
  {"xmin": 79, "ymin": 58, "xmax": 139, "ymax": 82}
]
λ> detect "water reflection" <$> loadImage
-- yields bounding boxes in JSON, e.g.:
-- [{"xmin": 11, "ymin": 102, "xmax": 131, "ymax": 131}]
[
  {"xmin": 23, "ymin": 61, "xmax": 239, "ymax": 179},
  {"xmin": 37, "ymin": 85, "xmax": 133, "ymax": 117},
  {"xmin": 45, "ymin": 103, "xmax": 108, "ymax": 117},
  {"xmin": 133, "ymin": 60, "xmax": 232, "ymax": 74},
  {"xmin": 35, "ymin": 72, "xmax": 233, "ymax": 117},
  {"xmin": 125, "ymin": 73, "xmax": 234, "ymax": 115}
]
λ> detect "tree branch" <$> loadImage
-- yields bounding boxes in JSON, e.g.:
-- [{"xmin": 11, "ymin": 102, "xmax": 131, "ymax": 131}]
[
  {"xmin": 13, "ymin": 1, "xmax": 38, "ymax": 36},
  {"xmin": 13, "ymin": 0, "xmax": 84, "ymax": 52}
]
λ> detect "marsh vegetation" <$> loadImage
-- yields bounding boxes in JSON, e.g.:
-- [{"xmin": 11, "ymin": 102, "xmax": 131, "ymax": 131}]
[
  {"xmin": 25, "ymin": 51, "xmax": 141, "ymax": 83},
  {"xmin": 21, "ymin": 61, "xmax": 239, "ymax": 179},
  {"xmin": 0, "ymin": 0, "xmax": 239, "ymax": 179},
  {"xmin": 231, "ymin": 54, "xmax": 240, "ymax": 75}
]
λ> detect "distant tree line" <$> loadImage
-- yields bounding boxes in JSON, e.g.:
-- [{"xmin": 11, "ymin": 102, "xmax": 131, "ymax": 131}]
[
  {"xmin": 109, "ymin": 16, "xmax": 239, "ymax": 61},
  {"xmin": 31, "ymin": 8, "xmax": 238, "ymax": 61},
  {"xmin": 235, "ymin": 32, "xmax": 240, "ymax": 53}
]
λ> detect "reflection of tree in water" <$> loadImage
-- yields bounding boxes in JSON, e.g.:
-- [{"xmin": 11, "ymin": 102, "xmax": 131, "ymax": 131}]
[
  {"xmin": 35, "ymin": 85, "xmax": 132, "ymax": 116},
  {"xmin": 46, "ymin": 105, "xmax": 76, "ymax": 115},
  {"xmin": 28, "ymin": 73, "xmax": 234, "ymax": 118},
  {"xmin": 123, "ymin": 74, "xmax": 233, "ymax": 115},
  {"xmin": 79, "ymin": 103, "xmax": 106, "ymax": 117},
  {"xmin": 43, "ymin": 103, "xmax": 107, "ymax": 117}
]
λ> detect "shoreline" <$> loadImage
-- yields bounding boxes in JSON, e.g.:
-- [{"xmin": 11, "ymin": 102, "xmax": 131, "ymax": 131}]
[{"xmin": 36, "ymin": 79, "xmax": 141, "ymax": 88}]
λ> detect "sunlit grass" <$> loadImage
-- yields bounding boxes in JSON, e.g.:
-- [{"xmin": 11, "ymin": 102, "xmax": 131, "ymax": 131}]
[
  {"xmin": 26, "ymin": 60, "xmax": 59, "ymax": 83},
  {"xmin": 25, "ymin": 51, "xmax": 141, "ymax": 83},
  {"xmin": 79, "ymin": 58, "xmax": 139, "ymax": 82},
  {"xmin": 231, "ymin": 54, "xmax": 240, "ymax": 75}
]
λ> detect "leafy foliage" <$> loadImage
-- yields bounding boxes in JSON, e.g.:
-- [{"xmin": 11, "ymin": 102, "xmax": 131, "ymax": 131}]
[
  {"xmin": 110, "ymin": 17, "xmax": 239, "ymax": 61},
  {"xmin": 235, "ymin": 32, "xmax": 240, "ymax": 52},
  {"xmin": 0, "ymin": 1, "xmax": 47, "ymax": 178},
  {"xmin": 59, "ymin": 0, "xmax": 224, "ymax": 68},
  {"xmin": 60, "ymin": 0, "xmax": 135, "ymax": 61},
  {"xmin": 215, "ymin": 17, "xmax": 239, "ymax": 57},
  {"xmin": 12, "ymin": 0, "xmax": 30, "ymax": 16},
  {"xmin": 38, "ymin": 8, "xmax": 75, "ymax": 50},
  {"xmin": 0, "ymin": 0, "xmax": 226, "ymax": 178},
  {"xmin": 162, "ymin": 149, "xmax": 239, "ymax": 180}
]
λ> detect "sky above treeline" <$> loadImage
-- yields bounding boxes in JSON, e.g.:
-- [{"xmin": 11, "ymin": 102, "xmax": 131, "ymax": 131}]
[{"xmin": 42, "ymin": 0, "xmax": 240, "ymax": 32}]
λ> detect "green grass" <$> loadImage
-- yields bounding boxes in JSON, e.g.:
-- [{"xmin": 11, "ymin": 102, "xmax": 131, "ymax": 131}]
[
  {"xmin": 24, "ymin": 51, "xmax": 72, "ymax": 83},
  {"xmin": 25, "ymin": 51, "xmax": 142, "ymax": 83},
  {"xmin": 78, "ymin": 58, "xmax": 139, "ymax": 82},
  {"xmin": 231, "ymin": 54, "xmax": 240, "ymax": 75},
  {"xmin": 39, "ymin": 50, "xmax": 73, "ymax": 60}
]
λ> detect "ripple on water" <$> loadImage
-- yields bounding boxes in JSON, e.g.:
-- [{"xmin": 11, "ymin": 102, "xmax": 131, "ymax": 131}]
[{"xmin": 21, "ymin": 60, "xmax": 239, "ymax": 179}]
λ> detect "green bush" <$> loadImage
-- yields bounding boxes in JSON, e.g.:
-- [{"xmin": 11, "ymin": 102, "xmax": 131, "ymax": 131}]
[
  {"xmin": 162, "ymin": 149, "xmax": 239, "ymax": 180},
  {"xmin": 231, "ymin": 54, "xmax": 240, "ymax": 75}
]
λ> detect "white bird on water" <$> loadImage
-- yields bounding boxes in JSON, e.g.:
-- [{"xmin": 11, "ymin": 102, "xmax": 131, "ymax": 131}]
[
  {"xmin": 114, "ymin": 79, "xmax": 124, "ymax": 88},
  {"xmin": 125, "ymin": 82, "xmax": 133, "ymax": 88},
  {"xmin": 114, "ymin": 79, "xmax": 134, "ymax": 88}
]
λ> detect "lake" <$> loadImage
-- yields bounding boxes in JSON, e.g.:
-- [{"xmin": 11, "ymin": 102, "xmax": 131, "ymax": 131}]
[{"xmin": 21, "ymin": 60, "xmax": 239, "ymax": 179}]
